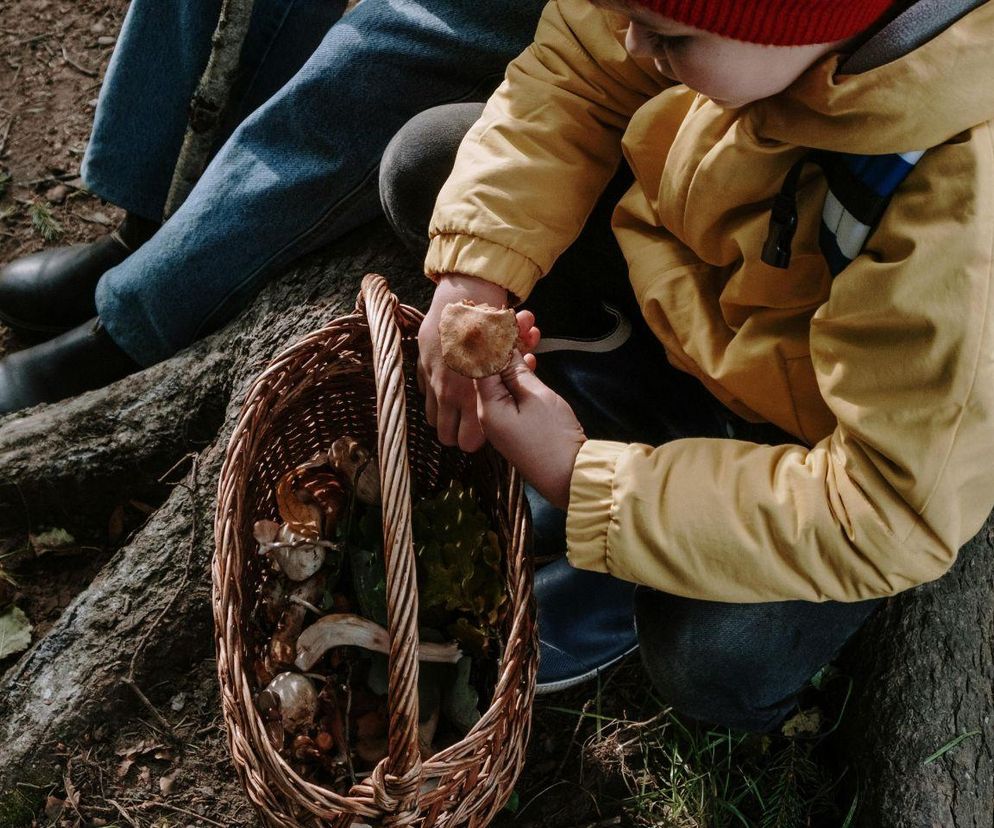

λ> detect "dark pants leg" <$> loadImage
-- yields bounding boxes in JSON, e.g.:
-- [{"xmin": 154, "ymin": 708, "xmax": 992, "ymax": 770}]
[{"xmin": 380, "ymin": 103, "xmax": 882, "ymax": 731}]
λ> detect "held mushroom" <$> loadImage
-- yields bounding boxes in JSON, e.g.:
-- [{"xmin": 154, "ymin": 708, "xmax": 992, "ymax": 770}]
[
  {"xmin": 438, "ymin": 300, "xmax": 519, "ymax": 378},
  {"xmin": 260, "ymin": 672, "xmax": 319, "ymax": 734},
  {"xmin": 254, "ymin": 519, "xmax": 328, "ymax": 582},
  {"xmin": 294, "ymin": 613, "xmax": 462, "ymax": 671}
]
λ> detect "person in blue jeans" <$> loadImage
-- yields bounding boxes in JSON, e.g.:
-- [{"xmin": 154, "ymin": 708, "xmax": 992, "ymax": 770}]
[{"xmin": 0, "ymin": 0, "xmax": 546, "ymax": 414}]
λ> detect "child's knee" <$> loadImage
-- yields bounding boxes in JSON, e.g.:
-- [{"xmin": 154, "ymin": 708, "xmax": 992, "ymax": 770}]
[
  {"xmin": 379, "ymin": 102, "xmax": 485, "ymax": 256},
  {"xmin": 634, "ymin": 589, "xmax": 809, "ymax": 732}
]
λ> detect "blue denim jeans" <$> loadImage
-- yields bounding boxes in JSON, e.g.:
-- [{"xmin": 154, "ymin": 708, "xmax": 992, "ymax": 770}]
[{"xmin": 81, "ymin": 0, "xmax": 545, "ymax": 366}]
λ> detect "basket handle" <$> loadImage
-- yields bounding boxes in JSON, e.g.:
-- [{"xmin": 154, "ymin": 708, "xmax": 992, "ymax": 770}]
[{"xmin": 359, "ymin": 273, "xmax": 423, "ymax": 814}]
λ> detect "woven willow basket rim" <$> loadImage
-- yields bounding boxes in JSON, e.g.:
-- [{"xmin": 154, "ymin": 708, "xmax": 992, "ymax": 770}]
[{"xmin": 212, "ymin": 274, "xmax": 537, "ymax": 827}]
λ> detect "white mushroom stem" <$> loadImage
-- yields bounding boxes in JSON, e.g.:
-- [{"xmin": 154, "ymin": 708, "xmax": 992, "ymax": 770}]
[
  {"xmin": 253, "ymin": 519, "xmax": 335, "ymax": 582},
  {"xmin": 294, "ymin": 614, "xmax": 462, "ymax": 671}
]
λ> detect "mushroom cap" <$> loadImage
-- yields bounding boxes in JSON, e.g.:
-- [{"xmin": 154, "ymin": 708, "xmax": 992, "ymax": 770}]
[
  {"xmin": 263, "ymin": 672, "xmax": 318, "ymax": 734},
  {"xmin": 439, "ymin": 300, "xmax": 518, "ymax": 379}
]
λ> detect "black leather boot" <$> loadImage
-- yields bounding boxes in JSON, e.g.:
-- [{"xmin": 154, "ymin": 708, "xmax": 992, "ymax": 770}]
[
  {"xmin": 0, "ymin": 213, "xmax": 159, "ymax": 338},
  {"xmin": 0, "ymin": 317, "xmax": 141, "ymax": 416}
]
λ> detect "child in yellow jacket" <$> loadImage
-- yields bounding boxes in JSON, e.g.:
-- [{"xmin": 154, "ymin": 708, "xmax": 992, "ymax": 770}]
[{"xmin": 379, "ymin": 0, "xmax": 994, "ymax": 728}]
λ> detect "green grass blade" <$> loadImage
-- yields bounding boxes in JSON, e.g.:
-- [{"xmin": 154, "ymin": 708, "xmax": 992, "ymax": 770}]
[{"xmin": 922, "ymin": 730, "xmax": 982, "ymax": 765}]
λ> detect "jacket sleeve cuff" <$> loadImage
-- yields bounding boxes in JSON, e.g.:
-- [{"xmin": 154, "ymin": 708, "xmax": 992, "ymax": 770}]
[
  {"xmin": 425, "ymin": 233, "xmax": 542, "ymax": 304},
  {"xmin": 565, "ymin": 440, "xmax": 627, "ymax": 575}
]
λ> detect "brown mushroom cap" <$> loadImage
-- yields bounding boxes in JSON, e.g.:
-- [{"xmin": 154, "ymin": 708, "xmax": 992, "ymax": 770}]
[{"xmin": 439, "ymin": 300, "xmax": 518, "ymax": 379}]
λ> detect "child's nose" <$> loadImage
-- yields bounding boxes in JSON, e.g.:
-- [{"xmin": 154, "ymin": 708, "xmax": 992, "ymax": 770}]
[{"xmin": 624, "ymin": 21, "xmax": 655, "ymax": 57}]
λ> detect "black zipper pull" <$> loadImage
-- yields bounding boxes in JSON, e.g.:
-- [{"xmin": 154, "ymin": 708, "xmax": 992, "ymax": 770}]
[{"xmin": 761, "ymin": 152, "xmax": 814, "ymax": 269}]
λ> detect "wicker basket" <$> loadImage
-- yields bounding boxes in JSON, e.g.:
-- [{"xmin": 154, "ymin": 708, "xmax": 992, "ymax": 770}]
[{"xmin": 213, "ymin": 274, "xmax": 537, "ymax": 827}]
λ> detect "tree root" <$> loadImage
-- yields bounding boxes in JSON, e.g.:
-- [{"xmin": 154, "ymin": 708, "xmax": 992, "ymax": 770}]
[{"xmin": 0, "ymin": 223, "xmax": 423, "ymax": 799}]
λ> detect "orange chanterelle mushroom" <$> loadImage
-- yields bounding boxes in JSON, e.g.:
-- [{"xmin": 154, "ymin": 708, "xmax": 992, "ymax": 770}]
[{"xmin": 438, "ymin": 300, "xmax": 519, "ymax": 379}]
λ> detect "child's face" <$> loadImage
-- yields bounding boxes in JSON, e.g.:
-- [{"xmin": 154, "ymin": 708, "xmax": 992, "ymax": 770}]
[{"xmin": 599, "ymin": 1, "xmax": 847, "ymax": 108}]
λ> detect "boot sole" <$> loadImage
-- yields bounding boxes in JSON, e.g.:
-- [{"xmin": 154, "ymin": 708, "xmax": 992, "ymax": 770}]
[
  {"xmin": 0, "ymin": 306, "xmax": 74, "ymax": 338},
  {"xmin": 534, "ymin": 643, "xmax": 640, "ymax": 695}
]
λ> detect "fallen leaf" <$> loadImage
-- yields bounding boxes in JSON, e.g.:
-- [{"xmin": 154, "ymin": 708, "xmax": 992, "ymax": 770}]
[
  {"xmin": 44, "ymin": 184, "xmax": 68, "ymax": 204},
  {"xmin": 159, "ymin": 769, "xmax": 178, "ymax": 795},
  {"xmin": 0, "ymin": 605, "xmax": 33, "ymax": 659},
  {"xmin": 76, "ymin": 209, "xmax": 113, "ymax": 226},
  {"xmin": 28, "ymin": 527, "xmax": 75, "ymax": 555},
  {"xmin": 115, "ymin": 757, "xmax": 135, "ymax": 780},
  {"xmin": 44, "ymin": 795, "xmax": 65, "ymax": 821},
  {"xmin": 137, "ymin": 765, "xmax": 151, "ymax": 786},
  {"xmin": 114, "ymin": 738, "xmax": 164, "ymax": 758},
  {"xmin": 781, "ymin": 707, "xmax": 822, "ymax": 738},
  {"xmin": 169, "ymin": 691, "xmax": 187, "ymax": 712},
  {"xmin": 64, "ymin": 773, "xmax": 80, "ymax": 808}
]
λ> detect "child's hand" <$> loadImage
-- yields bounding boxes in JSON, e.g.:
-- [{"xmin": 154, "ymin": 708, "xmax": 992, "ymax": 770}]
[
  {"xmin": 419, "ymin": 274, "xmax": 538, "ymax": 452},
  {"xmin": 475, "ymin": 351, "xmax": 586, "ymax": 510}
]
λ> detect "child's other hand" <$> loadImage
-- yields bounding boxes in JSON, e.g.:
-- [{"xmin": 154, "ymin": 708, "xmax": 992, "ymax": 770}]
[
  {"xmin": 475, "ymin": 351, "xmax": 586, "ymax": 510},
  {"xmin": 418, "ymin": 274, "xmax": 539, "ymax": 452}
]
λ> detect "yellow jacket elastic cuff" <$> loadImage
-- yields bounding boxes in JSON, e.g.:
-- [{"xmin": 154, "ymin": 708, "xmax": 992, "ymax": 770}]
[
  {"xmin": 425, "ymin": 233, "xmax": 541, "ymax": 303},
  {"xmin": 565, "ymin": 439, "xmax": 627, "ymax": 574}
]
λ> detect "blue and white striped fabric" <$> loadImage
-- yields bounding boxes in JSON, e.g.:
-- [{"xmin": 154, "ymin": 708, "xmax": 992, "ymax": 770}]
[{"xmin": 818, "ymin": 150, "xmax": 926, "ymax": 275}]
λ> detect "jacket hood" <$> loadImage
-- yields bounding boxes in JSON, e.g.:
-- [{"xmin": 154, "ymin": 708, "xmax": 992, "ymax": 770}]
[{"xmin": 749, "ymin": 0, "xmax": 994, "ymax": 154}]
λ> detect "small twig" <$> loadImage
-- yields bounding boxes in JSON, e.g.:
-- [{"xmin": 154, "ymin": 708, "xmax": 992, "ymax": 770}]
[
  {"xmin": 61, "ymin": 44, "xmax": 98, "ymax": 78},
  {"xmin": 10, "ymin": 33, "xmax": 49, "ymax": 47},
  {"xmin": 122, "ymin": 679, "xmax": 179, "ymax": 740},
  {"xmin": 289, "ymin": 595, "xmax": 323, "ymax": 615},
  {"xmin": 554, "ymin": 697, "xmax": 594, "ymax": 778},
  {"xmin": 106, "ymin": 799, "xmax": 140, "ymax": 828},
  {"xmin": 144, "ymin": 800, "xmax": 227, "ymax": 827},
  {"xmin": 0, "ymin": 114, "xmax": 15, "ymax": 158},
  {"xmin": 579, "ymin": 817, "xmax": 622, "ymax": 828},
  {"xmin": 344, "ymin": 664, "xmax": 355, "ymax": 785},
  {"xmin": 156, "ymin": 450, "xmax": 198, "ymax": 485},
  {"xmin": 17, "ymin": 171, "xmax": 79, "ymax": 187},
  {"xmin": 62, "ymin": 760, "xmax": 85, "ymax": 823}
]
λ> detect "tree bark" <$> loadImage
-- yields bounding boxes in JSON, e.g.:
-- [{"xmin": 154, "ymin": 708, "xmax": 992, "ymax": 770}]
[
  {"xmin": 0, "ymin": 224, "xmax": 427, "ymax": 799},
  {"xmin": 841, "ymin": 515, "xmax": 994, "ymax": 828},
  {"xmin": 163, "ymin": 0, "xmax": 257, "ymax": 218}
]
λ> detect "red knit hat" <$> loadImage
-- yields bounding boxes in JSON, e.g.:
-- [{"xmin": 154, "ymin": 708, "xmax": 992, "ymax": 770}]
[{"xmin": 629, "ymin": 0, "xmax": 894, "ymax": 46}]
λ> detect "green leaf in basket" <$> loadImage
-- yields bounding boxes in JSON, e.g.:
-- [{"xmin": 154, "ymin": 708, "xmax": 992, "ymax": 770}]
[
  {"xmin": 503, "ymin": 790, "xmax": 520, "ymax": 814},
  {"xmin": 412, "ymin": 483, "xmax": 507, "ymax": 645}
]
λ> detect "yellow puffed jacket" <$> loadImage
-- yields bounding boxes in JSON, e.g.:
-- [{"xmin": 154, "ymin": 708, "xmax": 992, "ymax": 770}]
[{"xmin": 425, "ymin": 0, "xmax": 994, "ymax": 602}]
